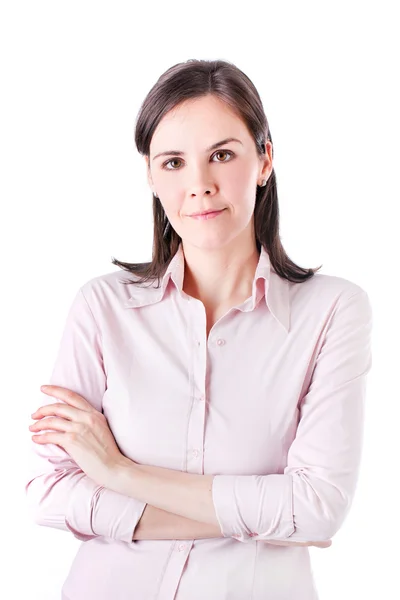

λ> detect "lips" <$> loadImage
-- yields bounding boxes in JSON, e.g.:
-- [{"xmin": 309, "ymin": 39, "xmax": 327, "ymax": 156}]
[
  {"xmin": 190, "ymin": 209, "xmax": 225, "ymax": 217},
  {"xmin": 189, "ymin": 208, "xmax": 226, "ymax": 221}
]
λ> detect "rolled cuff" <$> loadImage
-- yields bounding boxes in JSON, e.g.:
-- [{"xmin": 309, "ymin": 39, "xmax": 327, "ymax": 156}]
[
  {"xmin": 211, "ymin": 473, "xmax": 295, "ymax": 543},
  {"xmin": 65, "ymin": 475, "xmax": 147, "ymax": 543}
]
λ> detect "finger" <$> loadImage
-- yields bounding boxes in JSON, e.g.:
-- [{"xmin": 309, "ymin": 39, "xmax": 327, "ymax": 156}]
[
  {"xmin": 31, "ymin": 431, "xmax": 67, "ymax": 448},
  {"xmin": 31, "ymin": 403, "xmax": 86, "ymax": 422},
  {"xmin": 29, "ymin": 417, "xmax": 73, "ymax": 432},
  {"xmin": 40, "ymin": 385, "xmax": 93, "ymax": 412}
]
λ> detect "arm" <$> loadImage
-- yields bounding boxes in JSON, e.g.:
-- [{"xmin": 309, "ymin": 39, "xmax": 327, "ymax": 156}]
[
  {"xmin": 115, "ymin": 290, "xmax": 372, "ymax": 546},
  {"xmin": 133, "ymin": 505, "xmax": 222, "ymax": 540},
  {"xmin": 25, "ymin": 285, "xmax": 147, "ymax": 543},
  {"xmin": 133, "ymin": 505, "xmax": 331, "ymax": 547}
]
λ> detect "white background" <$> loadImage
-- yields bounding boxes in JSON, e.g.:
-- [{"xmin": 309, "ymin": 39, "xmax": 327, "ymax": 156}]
[{"xmin": 1, "ymin": 1, "xmax": 397, "ymax": 598}]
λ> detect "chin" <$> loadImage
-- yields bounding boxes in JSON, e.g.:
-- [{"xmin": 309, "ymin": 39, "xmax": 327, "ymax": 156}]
[{"xmin": 182, "ymin": 235, "xmax": 240, "ymax": 251}]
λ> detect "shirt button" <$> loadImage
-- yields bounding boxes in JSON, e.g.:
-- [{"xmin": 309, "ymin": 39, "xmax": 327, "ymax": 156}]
[
  {"xmin": 199, "ymin": 394, "xmax": 205, "ymax": 402},
  {"xmin": 178, "ymin": 543, "xmax": 186, "ymax": 551},
  {"xmin": 192, "ymin": 449, "xmax": 200, "ymax": 458},
  {"xmin": 216, "ymin": 338, "xmax": 226, "ymax": 346}
]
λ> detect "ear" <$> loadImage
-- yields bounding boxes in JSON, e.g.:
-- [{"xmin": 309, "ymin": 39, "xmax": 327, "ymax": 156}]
[{"xmin": 260, "ymin": 141, "xmax": 273, "ymax": 181}]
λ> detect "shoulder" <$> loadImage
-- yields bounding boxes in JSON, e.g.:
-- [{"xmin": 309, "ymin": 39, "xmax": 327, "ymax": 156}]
[
  {"xmin": 77, "ymin": 269, "xmax": 144, "ymax": 310},
  {"xmin": 289, "ymin": 271, "xmax": 370, "ymax": 303},
  {"xmin": 284, "ymin": 271, "xmax": 372, "ymax": 326}
]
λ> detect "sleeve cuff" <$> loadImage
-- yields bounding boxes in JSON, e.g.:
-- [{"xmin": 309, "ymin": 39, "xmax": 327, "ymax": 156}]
[
  {"xmin": 65, "ymin": 475, "xmax": 147, "ymax": 543},
  {"xmin": 211, "ymin": 473, "xmax": 295, "ymax": 543},
  {"xmin": 91, "ymin": 487, "xmax": 147, "ymax": 542}
]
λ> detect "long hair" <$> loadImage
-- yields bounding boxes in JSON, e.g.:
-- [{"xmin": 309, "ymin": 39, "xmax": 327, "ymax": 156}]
[{"xmin": 112, "ymin": 58, "xmax": 322, "ymax": 286}]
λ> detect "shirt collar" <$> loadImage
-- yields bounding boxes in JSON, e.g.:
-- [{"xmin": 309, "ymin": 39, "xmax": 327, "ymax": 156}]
[{"xmin": 122, "ymin": 242, "xmax": 289, "ymax": 332}]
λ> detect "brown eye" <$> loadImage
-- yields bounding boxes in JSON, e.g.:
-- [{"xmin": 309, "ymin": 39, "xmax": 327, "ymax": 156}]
[
  {"xmin": 162, "ymin": 158, "xmax": 181, "ymax": 171},
  {"xmin": 166, "ymin": 158, "xmax": 182, "ymax": 169},
  {"xmin": 162, "ymin": 150, "xmax": 234, "ymax": 171}
]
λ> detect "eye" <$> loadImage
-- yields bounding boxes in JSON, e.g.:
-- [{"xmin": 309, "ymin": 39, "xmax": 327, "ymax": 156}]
[{"xmin": 161, "ymin": 150, "xmax": 234, "ymax": 171}]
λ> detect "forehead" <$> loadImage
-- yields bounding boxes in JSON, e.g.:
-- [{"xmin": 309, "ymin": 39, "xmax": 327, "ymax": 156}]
[{"xmin": 151, "ymin": 96, "xmax": 248, "ymax": 147}]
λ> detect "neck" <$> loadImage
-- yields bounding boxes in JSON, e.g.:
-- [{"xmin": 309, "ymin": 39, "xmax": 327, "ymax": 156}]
[{"xmin": 181, "ymin": 238, "xmax": 260, "ymax": 309}]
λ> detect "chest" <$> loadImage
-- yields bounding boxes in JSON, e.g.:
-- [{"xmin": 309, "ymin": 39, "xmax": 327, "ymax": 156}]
[{"xmin": 99, "ymin": 297, "xmax": 313, "ymax": 477}]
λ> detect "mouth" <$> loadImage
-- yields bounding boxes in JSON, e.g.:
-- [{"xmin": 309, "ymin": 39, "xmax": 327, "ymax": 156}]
[{"xmin": 189, "ymin": 208, "xmax": 226, "ymax": 220}]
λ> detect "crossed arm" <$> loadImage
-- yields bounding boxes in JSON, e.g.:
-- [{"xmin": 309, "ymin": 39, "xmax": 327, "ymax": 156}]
[
  {"xmin": 133, "ymin": 504, "xmax": 330, "ymax": 547},
  {"xmin": 133, "ymin": 504, "xmax": 221, "ymax": 540},
  {"xmin": 121, "ymin": 463, "xmax": 330, "ymax": 547}
]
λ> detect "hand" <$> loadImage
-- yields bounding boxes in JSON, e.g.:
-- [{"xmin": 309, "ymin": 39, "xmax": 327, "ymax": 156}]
[{"xmin": 29, "ymin": 385, "xmax": 127, "ymax": 490}]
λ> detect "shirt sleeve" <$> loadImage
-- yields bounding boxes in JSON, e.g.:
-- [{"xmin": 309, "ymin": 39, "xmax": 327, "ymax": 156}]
[
  {"xmin": 211, "ymin": 289, "xmax": 373, "ymax": 544},
  {"xmin": 25, "ymin": 285, "xmax": 147, "ymax": 543}
]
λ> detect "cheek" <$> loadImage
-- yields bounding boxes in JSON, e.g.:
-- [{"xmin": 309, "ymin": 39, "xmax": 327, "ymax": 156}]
[
  {"xmin": 160, "ymin": 196, "xmax": 185, "ymax": 222},
  {"xmin": 226, "ymin": 161, "xmax": 253, "ymax": 188}
]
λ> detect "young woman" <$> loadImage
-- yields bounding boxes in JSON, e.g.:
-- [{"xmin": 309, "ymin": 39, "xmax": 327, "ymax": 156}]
[{"xmin": 26, "ymin": 58, "xmax": 373, "ymax": 600}]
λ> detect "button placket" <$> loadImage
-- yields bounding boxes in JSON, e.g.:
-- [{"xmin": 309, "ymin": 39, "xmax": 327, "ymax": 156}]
[{"xmin": 186, "ymin": 302, "xmax": 206, "ymax": 476}]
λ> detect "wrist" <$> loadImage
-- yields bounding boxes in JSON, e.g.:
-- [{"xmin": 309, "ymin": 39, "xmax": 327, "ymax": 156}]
[{"xmin": 108, "ymin": 455, "xmax": 138, "ymax": 494}]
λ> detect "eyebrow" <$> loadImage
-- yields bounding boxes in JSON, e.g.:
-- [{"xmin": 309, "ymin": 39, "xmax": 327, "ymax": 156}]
[{"xmin": 152, "ymin": 137, "xmax": 243, "ymax": 161}]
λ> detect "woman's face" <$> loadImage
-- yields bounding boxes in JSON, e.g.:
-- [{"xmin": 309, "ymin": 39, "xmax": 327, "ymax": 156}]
[{"xmin": 146, "ymin": 94, "xmax": 272, "ymax": 251}]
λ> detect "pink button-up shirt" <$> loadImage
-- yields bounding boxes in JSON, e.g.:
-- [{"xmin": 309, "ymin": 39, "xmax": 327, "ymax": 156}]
[{"xmin": 25, "ymin": 242, "xmax": 373, "ymax": 600}]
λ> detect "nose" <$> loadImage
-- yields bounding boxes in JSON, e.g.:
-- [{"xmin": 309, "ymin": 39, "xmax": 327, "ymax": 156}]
[{"xmin": 186, "ymin": 163, "xmax": 218, "ymax": 197}]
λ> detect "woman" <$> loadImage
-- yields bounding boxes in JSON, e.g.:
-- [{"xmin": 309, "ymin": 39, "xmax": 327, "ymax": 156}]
[{"xmin": 26, "ymin": 58, "xmax": 373, "ymax": 600}]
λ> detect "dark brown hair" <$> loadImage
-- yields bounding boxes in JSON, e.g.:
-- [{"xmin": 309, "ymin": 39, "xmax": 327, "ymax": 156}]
[{"xmin": 111, "ymin": 58, "xmax": 322, "ymax": 286}]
